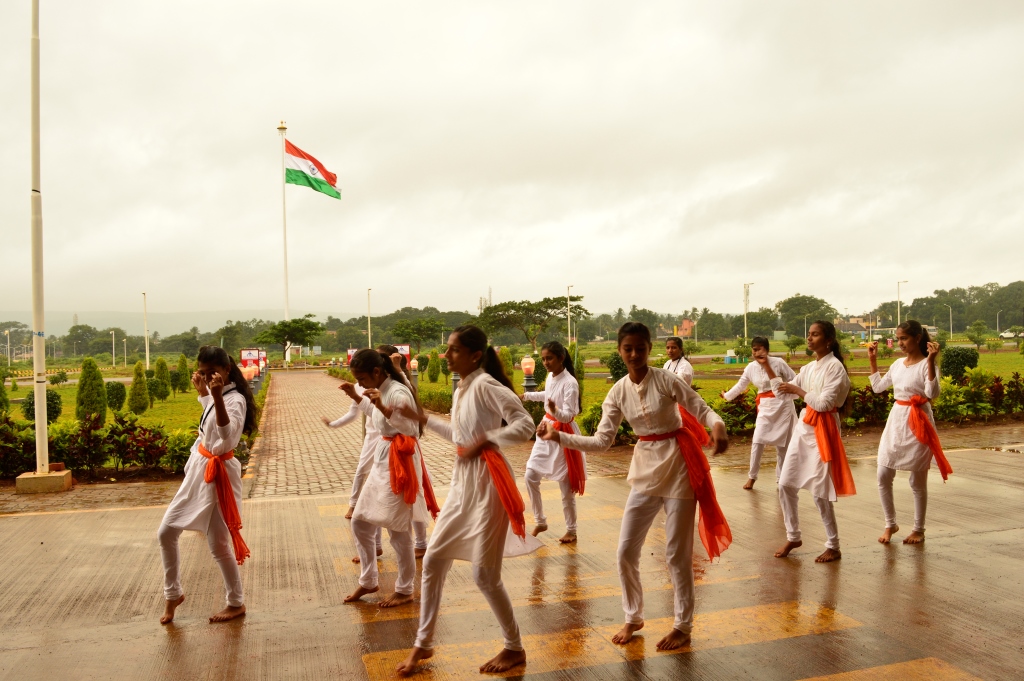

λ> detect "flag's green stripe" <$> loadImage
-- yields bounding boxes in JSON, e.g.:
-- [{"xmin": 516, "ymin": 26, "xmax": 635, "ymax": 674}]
[{"xmin": 285, "ymin": 168, "xmax": 341, "ymax": 199}]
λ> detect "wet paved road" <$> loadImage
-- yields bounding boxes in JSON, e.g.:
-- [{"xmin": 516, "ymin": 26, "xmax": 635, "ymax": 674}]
[{"xmin": 2, "ymin": 442, "xmax": 1021, "ymax": 680}]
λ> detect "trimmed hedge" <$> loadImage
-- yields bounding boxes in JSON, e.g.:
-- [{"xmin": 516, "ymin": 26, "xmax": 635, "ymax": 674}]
[{"xmin": 941, "ymin": 346, "xmax": 979, "ymax": 382}]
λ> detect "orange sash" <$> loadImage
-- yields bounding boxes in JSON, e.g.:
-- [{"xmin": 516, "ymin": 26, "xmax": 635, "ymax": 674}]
[
  {"xmin": 421, "ymin": 458, "xmax": 441, "ymax": 520},
  {"xmin": 636, "ymin": 428, "xmax": 732, "ymax": 561},
  {"xmin": 802, "ymin": 406, "xmax": 856, "ymax": 497},
  {"xmin": 543, "ymin": 414, "xmax": 586, "ymax": 495},
  {"xmin": 755, "ymin": 391, "xmax": 775, "ymax": 408},
  {"xmin": 383, "ymin": 434, "xmax": 419, "ymax": 505},
  {"xmin": 896, "ymin": 396, "xmax": 953, "ymax": 481},
  {"xmin": 458, "ymin": 446, "xmax": 527, "ymax": 540},
  {"xmin": 677, "ymin": 406, "xmax": 710, "ymax": 447},
  {"xmin": 198, "ymin": 444, "xmax": 251, "ymax": 566}
]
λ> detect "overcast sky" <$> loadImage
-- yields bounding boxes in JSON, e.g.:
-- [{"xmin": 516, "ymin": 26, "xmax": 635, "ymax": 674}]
[{"xmin": 2, "ymin": 1, "xmax": 1022, "ymax": 326}]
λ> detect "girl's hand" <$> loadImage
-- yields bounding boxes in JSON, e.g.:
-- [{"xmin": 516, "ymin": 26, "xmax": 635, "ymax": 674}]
[
  {"xmin": 775, "ymin": 382, "xmax": 805, "ymax": 398},
  {"xmin": 754, "ymin": 354, "xmax": 769, "ymax": 366},
  {"xmin": 927, "ymin": 341, "xmax": 940, "ymax": 360},
  {"xmin": 208, "ymin": 373, "xmax": 225, "ymax": 397},
  {"xmin": 192, "ymin": 371, "xmax": 209, "ymax": 397},
  {"xmin": 339, "ymin": 381, "xmax": 360, "ymax": 401},
  {"xmin": 390, "ymin": 353, "xmax": 403, "ymax": 370},
  {"xmin": 458, "ymin": 438, "xmax": 496, "ymax": 459},
  {"xmin": 321, "ymin": 416, "xmax": 332, "ymax": 426},
  {"xmin": 536, "ymin": 421, "xmax": 561, "ymax": 442},
  {"xmin": 710, "ymin": 422, "xmax": 729, "ymax": 456},
  {"xmin": 363, "ymin": 388, "xmax": 383, "ymax": 408},
  {"xmin": 546, "ymin": 398, "xmax": 557, "ymax": 415},
  {"xmin": 396, "ymin": 403, "xmax": 428, "ymax": 426},
  {"xmin": 866, "ymin": 342, "xmax": 878, "ymax": 360},
  {"xmin": 719, "ymin": 391, "xmax": 728, "ymax": 401}
]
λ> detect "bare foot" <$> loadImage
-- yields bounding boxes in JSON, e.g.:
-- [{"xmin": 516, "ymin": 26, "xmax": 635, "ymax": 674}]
[
  {"xmin": 815, "ymin": 548, "xmax": 841, "ymax": 563},
  {"xmin": 379, "ymin": 591, "xmax": 415, "ymax": 608},
  {"xmin": 160, "ymin": 595, "xmax": 185, "ymax": 624},
  {"xmin": 904, "ymin": 531, "xmax": 925, "ymax": 544},
  {"xmin": 344, "ymin": 585, "xmax": 380, "ymax": 603},
  {"xmin": 743, "ymin": 478, "xmax": 755, "ymax": 490},
  {"xmin": 612, "ymin": 621, "xmax": 644, "ymax": 644},
  {"xmin": 656, "ymin": 627, "xmax": 691, "ymax": 651},
  {"xmin": 879, "ymin": 524, "xmax": 899, "ymax": 544},
  {"xmin": 351, "ymin": 547, "xmax": 384, "ymax": 564},
  {"xmin": 415, "ymin": 547, "xmax": 426, "ymax": 559},
  {"xmin": 479, "ymin": 648, "xmax": 526, "ymax": 673},
  {"xmin": 559, "ymin": 532, "xmax": 577, "ymax": 544},
  {"xmin": 396, "ymin": 647, "xmax": 433, "ymax": 677},
  {"xmin": 774, "ymin": 540, "xmax": 802, "ymax": 558},
  {"xmin": 209, "ymin": 604, "xmax": 246, "ymax": 623},
  {"xmin": 531, "ymin": 523, "xmax": 548, "ymax": 537},
  {"xmin": 345, "ymin": 507, "xmax": 354, "ymax": 519}
]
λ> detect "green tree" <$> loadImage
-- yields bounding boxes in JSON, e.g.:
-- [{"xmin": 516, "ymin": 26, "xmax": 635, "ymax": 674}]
[
  {"xmin": 477, "ymin": 296, "xmax": 589, "ymax": 352},
  {"xmin": 439, "ymin": 357, "xmax": 450, "ymax": 385},
  {"xmin": 155, "ymin": 358, "xmax": 172, "ymax": 394},
  {"xmin": 75, "ymin": 357, "xmax": 108, "ymax": 427},
  {"xmin": 253, "ymin": 314, "xmax": 326, "ymax": 360},
  {"xmin": 627, "ymin": 305, "xmax": 660, "ymax": 330},
  {"xmin": 22, "ymin": 388, "xmax": 62, "ymax": 424},
  {"xmin": 427, "ymin": 350, "xmax": 440, "ymax": 383},
  {"xmin": 964, "ymin": 320, "xmax": 991, "ymax": 350},
  {"xmin": 48, "ymin": 370, "xmax": 69, "ymax": 387},
  {"xmin": 391, "ymin": 318, "xmax": 443, "ymax": 355},
  {"xmin": 175, "ymin": 354, "xmax": 190, "ymax": 394},
  {"xmin": 606, "ymin": 352, "xmax": 628, "ymax": 381},
  {"xmin": 106, "ymin": 381, "xmax": 127, "ymax": 411},
  {"xmin": 498, "ymin": 347, "xmax": 514, "ymax": 378},
  {"xmin": 1005, "ymin": 325, "xmax": 1024, "ymax": 350},
  {"xmin": 784, "ymin": 335, "xmax": 805, "ymax": 355},
  {"xmin": 775, "ymin": 294, "xmax": 839, "ymax": 338},
  {"xmin": 147, "ymin": 377, "xmax": 170, "ymax": 408},
  {"xmin": 127, "ymin": 361, "xmax": 149, "ymax": 415},
  {"xmin": 0, "ymin": 379, "xmax": 8, "ymax": 415}
]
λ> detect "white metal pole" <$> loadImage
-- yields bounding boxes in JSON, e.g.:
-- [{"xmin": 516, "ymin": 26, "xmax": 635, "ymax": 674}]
[
  {"xmin": 897, "ymin": 280, "xmax": 907, "ymax": 327},
  {"xmin": 997, "ymin": 310, "xmax": 1002, "ymax": 334},
  {"xmin": 567, "ymin": 285, "xmax": 573, "ymax": 348},
  {"xmin": 29, "ymin": 0, "xmax": 49, "ymax": 473},
  {"xmin": 945, "ymin": 304, "xmax": 952, "ymax": 336},
  {"xmin": 367, "ymin": 289, "xmax": 372, "ymax": 347},
  {"xmin": 142, "ymin": 292, "xmax": 150, "ymax": 370},
  {"xmin": 123, "ymin": 339, "xmax": 127, "ymax": 367},
  {"xmin": 278, "ymin": 122, "xmax": 292, "ymax": 364},
  {"xmin": 111, "ymin": 331, "xmax": 115, "ymax": 367},
  {"xmin": 743, "ymin": 283, "xmax": 753, "ymax": 342}
]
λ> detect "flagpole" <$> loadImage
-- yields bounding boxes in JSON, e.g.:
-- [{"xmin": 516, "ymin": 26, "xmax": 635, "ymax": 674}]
[
  {"xmin": 30, "ymin": 0, "xmax": 50, "ymax": 475},
  {"xmin": 278, "ymin": 121, "xmax": 292, "ymax": 364}
]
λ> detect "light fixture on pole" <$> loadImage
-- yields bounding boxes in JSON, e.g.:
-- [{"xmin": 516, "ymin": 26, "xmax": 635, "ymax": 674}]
[
  {"xmin": 367, "ymin": 289, "xmax": 372, "ymax": 347},
  {"xmin": 897, "ymin": 280, "xmax": 908, "ymax": 327},
  {"xmin": 111, "ymin": 331, "xmax": 116, "ymax": 368},
  {"xmin": 996, "ymin": 310, "xmax": 1003, "ymax": 334},
  {"xmin": 277, "ymin": 121, "xmax": 292, "ymax": 365},
  {"xmin": 521, "ymin": 354, "xmax": 537, "ymax": 392},
  {"xmin": 4, "ymin": 330, "xmax": 9, "ymax": 367},
  {"xmin": 142, "ymin": 292, "xmax": 150, "ymax": 370},
  {"xmin": 123, "ymin": 339, "xmax": 127, "ymax": 368},
  {"xmin": 410, "ymin": 357, "xmax": 419, "ymax": 391},
  {"xmin": 743, "ymin": 283, "xmax": 754, "ymax": 342},
  {"xmin": 803, "ymin": 314, "xmax": 811, "ymax": 339},
  {"xmin": 943, "ymin": 304, "xmax": 953, "ymax": 337},
  {"xmin": 566, "ymin": 285, "xmax": 574, "ymax": 347}
]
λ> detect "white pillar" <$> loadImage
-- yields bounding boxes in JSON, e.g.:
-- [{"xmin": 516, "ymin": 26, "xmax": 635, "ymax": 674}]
[
  {"xmin": 367, "ymin": 289, "xmax": 372, "ymax": 347},
  {"xmin": 29, "ymin": 0, "xmax": 49, "ymax": 473},
  {"xmin": 142, "ymin": 292, "xmax": 150, "ymax": 370}
]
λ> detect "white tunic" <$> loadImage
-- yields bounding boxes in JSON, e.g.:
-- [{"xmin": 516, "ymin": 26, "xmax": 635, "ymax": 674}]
[
  {"xmin": 559, "ymin": 367, "xmax": 725, "ymax": 500},
  {"xmin": 663, "ymin": 357, "xmax": 695, "ymax": 386},
  {"xmin": 775, "ymin": 354, "xmax": 851, "ymax": 501},
  {"xmin": 425, "ymin": 369, "xmax": 541, "ymax": 566},
  {"xmin": 722, "ymin": 357, "xmax": 798, "ymax": 446},
  {"xmin": 870, "ymin": 359, "xmax": 940, "ymax": 472},
  {"xmin": 328, "ymin": 384, "xmax": 381, "ymax": 471},
  {"xmin": 523, "ymin": 369, "xmax": 585, "ymax": 482},
  {"xmin": 161, "ymin": 384, "xmax": 247, "ymax": 532},
  {"xmin": 352, "ymin": 378, "xmax": 431, "ymax": 531}
]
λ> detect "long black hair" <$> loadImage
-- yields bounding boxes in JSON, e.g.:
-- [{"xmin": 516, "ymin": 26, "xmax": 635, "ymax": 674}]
[
  {"xmin": 751, "ymin": 336, "xmax": 770, "ymax": 351},
  {"xmin": 351, "ymin": 348, "xmax": 424, "ymax": 432},
  {"xmin": 541, "ymin": 340, "xmax": 581, "ymax": 411},
  {"xmin": 811, "ymin": 321, "xmax": 851, "ymax": 415},
  {"xmin": 452, "ymin": 324, "xmax": 514, "ymax": 392},
  {"xmin": 196, "ymin": 345, "xmax": 259, "ymax": 435},
  {"xmin": 377, "ymin": 344, "xmax": 413, "ymax": 384},
  {"xmin": 897, "ymin": 320, "xmax": 931, "ymax": 357},
  {"xmin": 617, "ymin": 322, "xmax": 651, "ymax": 346}
]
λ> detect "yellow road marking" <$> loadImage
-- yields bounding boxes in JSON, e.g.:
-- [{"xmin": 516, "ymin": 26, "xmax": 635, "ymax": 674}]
[
  {"xmin": 362, "ymin": 600, "xmax": 860, "ymax": 680},
  {"xmin": 800, "ymin": 658, "xmax": 982, "ymax": 680}
]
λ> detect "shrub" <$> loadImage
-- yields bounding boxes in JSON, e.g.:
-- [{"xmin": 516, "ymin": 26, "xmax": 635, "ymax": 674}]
[
  {"xmin": 962, "ymin": 367, "xmax": 994, "ymax": 418},
  {"xmin": 10, "ymin": 379, "xmax": 17, "ymax": 391},
  {"xmin": 440, "ymin": 358, "xmax": 450, "ymax": 384},
  {"xmin": 605, "ymin": 352, "xmax": 628, "ymax": 381},
  {"xmin": 880, "ymin": 344, "xmax": 895, "ymax": 359},
  {"xmin": 48, "ymin": 370, "xmax": 68, "ymax": 386},
  {"xmin": 711, "ymin": 395, "xmax": 757, "ymax": 434},
  {"xmin": 783, "ymin": 336, "xmax": 804, "ymax": 355},
  {"xmin": 0, "ymin": 412, "xmax": 36, "ymax": 478},
  {"xmin": 21, "ymin": 388, "xmax": 62, "ymax": 424},
  {"xmin": 147, "ymin": 377, "xmax": 170, "ymax": 407},
  {"xmin": 989, "ymin": 376, "xmax": 1005, "ymax": 413},
  {"xmin": 848, "ymin": 385, "xmax": 893, "ymax": 425},
  {"xmin": 574, "ymin": 352, "xmax": 585, "ymax": 406},
  {"xmin": 416, "ymin": 354, "xmax": 430, "ymax": 375},
  {"xmin": 427, "ymin": 350, "xmax": 440, "ymax": 383},
  {"xmin": 941, "ymin": 346, "xmax": 979, "ymax": 383},
  {"xmin": 418, "ymin": 384, "xmax": 453, "ymax": 414},
  {"xmin": 50, "ymin": 413, "xmax": 109, "ymax": 473},
  {"xmin": 498, "ymin": 347, "xmax": 514, "ymax": 378},
  {"xmin": 105, "ymin": 381, "xmax": 126, "ymax": 411},
  {"xmin": 0, "ymin": 380, "xmax": 8, "ymax": 415},
  {"xmin": 1004, "ymin": 373, "xmax": 1024, "ymax": 413},
  {"xmin": 162, "ymin": 428, "xmax": 196, "ymax": 473},
  {"xmin": 175, "ymin": 354, "xmax": 191, "ymax": 394},
  {"xmin": 75, "ymin": 358, "xmax": 107, "ymax": 426},
  {"xmin": 964, "ymin": 320, "xmax": 990, "ymax": 350},
  {"xmin": 733, "ymin": 340, "xmax": 752, "ymax": 360},
  {"xmin": 934, "ymin": 330, "xmax": 950, "ymax": 350},
  {"xmin": 683, "ymin": 340, "xmax": 704, "ymax": 358},
  {"xmin": 145, "ymin": 369, "xmax": 156, "ymax": 379},
  {"xmin": 127, "ymin": 361, "xmax": 149, "ymax": 414},
  {"xmin": 105, "ymin": 411, "xmax": 167, "ymax": 469},
  {"xmin": 986, "ymin": 339, "xmax": 1002, "ymax": 353},
  {"xmin": 578, "ymin": 404, "xmax": 603, "ymax": 435},
  {"xmin": 326, "ymin": 366, "xmax": 355, "ymax": 382},
  {"xmin": 532, "ymin": 356, "xmax": 548, "ymax": 387},
  {"xmin": 933, "ymin": 377, "xmax": 966, "ymax": 422},
  {"xmin": 155, "ymin": 357, "xmax": 172, "ymax": 394}
]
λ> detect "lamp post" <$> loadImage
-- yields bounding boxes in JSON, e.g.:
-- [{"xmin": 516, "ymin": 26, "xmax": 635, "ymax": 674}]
[
  {"xmin": 367, "ymin": 288, "xmax": 372, "ymax": 347},
  {"xmin": 566, "ymin": 285, "xmax": 574, "ymax": 346},
  {"xmin": 521, "ymin": 354, "xmax": 537, "ymax": 392},
  {"xmin": 943, "ymin": 304, "xmax": 953, "ymax": 337},
  {"xmin": 996, "ymin": 310, "xmax": 1003, "ymax": 334},
  {"xmin": 142, "ymin": 292, "xmax": 150, "ymax": 370},
  {"xmin": 743, "ymin": 283, "xmax": 754, "ymax": 343},
  {"xmin": 410, "ymin": 358, "xmax": 419, "ymax": 391},
  {"xmin": 4, "ymin": 330, "xmax": 9, "ymax": 367},
  {"xmin": 111, "ymin": 331, "xmax": 116, "ymax": 368},
  {"xmin": 803, "ymin": 314, "xmax": 811, "ymax": 339},
  {"xmin": 897, "ymin": 280, "xmax": 908, "ymax": 327},
  {"xmin": 123, "ymin": 339, "xmax": 127, "ymax": 367}
]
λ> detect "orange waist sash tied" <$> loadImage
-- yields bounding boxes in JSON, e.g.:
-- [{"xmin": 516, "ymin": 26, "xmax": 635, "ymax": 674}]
[
  {"xmin": 896, "ymin": 396, "xmax": 953, "ymax": 481},
  {"xmin": 457, "ymin": 446, "xmax": 527, "ymax": 540},
  {"xmin": 383, "ymin": 434, "xmax": 419, "ymax": 505},
  {"xmin": 755, "ymin": 391, "xmax": 775, "ymax": 408},
  {"xmin": 677, "ymin": 406, "xmax": 710, "ymax": 447},
  {"xmin": 198, "ymin": 444, "xmax": 251, "ymax": 566},
  {"xmin": 801, "ymin": 406, "xmax": 856, "ymax": 497},
  {"xmin": 636, "ymin": 428, "xmax": 732, "ymax": 561},
  {"xmin": 543, "ymin": 413, "xmax": 586, "ymax": 495}
]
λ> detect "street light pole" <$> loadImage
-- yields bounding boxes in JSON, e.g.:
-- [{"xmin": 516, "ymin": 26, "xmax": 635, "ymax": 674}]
[
  {"xmin": 567, "ymin": 285, "xmax": 574, "ymax": 348},
  {"xmin": 111, "ymin": 331, "xmax": 116, "ymax": 367},
  {"xmin": 943, "ymin": 304, "xmax": 953, "ymax": 337},
  {"xmin": 804, "ymin": 314, "xmax": 811, "ymax": 339},
  {"xmin": 743, "ymin": 283, "xmax": 754, "ymax": 342},
  {"xmin": 123, "ymin": 339, "xmax": 127, "ymax": 368},
  {"xmin": 897, "ymin": 280, "xmax": 908, "ymax": 327},
  {"xmin": 142, "ymin": 292, "xmax": 150, "ymax": 370},
  {"xmin": 4, "ymin": 330, "xmax": 9, "ymax": 367},
  {"xmin": 367, "ymin": 289, "xmax": 372, "ymax": 347},
  {"xmin": 996, "ymin": 310, "xmax": 1003, "ymax": 334}
]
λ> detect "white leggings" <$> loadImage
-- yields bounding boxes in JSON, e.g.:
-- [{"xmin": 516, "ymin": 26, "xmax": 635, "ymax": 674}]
[
  {"xmin": 349, "ymin": 446, "xmax": 376, "ymax": 507},
  {"xmin": 778, "ymin": 485, "xmax": 839, "ymax": 550},
  {"xmin": 414, "ymin": 553, "xmax": 521, "ymax": 652},
  {"xmin": 618, "ymin": 490, "xmax": 697, "ymax": 633},
  {"xmin": 158, "ymin": 511, "xmax": 244, "ymax": 607},
  {"xmin": 524, "ymin": 468, "xmax": 577, "ymax": 533},
  {"xmin": 749, "ymin": 443, "xmax": 788, "ymax": 481},
  {"xmin": 877, "ymin": 466, "xmax": 928, "ymax": 534},
  {"xmin": 352, "ymin": 518, "xmax": 416, "ymax": 595}
]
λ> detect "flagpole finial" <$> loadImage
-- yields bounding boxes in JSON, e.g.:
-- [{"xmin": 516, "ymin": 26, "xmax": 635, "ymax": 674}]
[{"xmin": 277, "ymin": 121, "xmax": 287, "ymax": 132}]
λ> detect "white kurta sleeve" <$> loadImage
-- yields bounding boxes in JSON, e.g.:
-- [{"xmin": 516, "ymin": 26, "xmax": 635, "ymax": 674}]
[
  {"xmin": 722, "ymin": 364, "xmax": 753, "ymax": 401},
  {"xmin": 804, "ymin": 362, "xmax": 848, "ymax": 412},
  {"xmin": 869, "ymin": 369, "xmax": 893, "ymax": 394},
  {"xmin": 924, "ymin": 364, "xmax": 940, "ymax": 399},
  {"xmin": 522, "ymin": 389, "xmax": 546, "ymax": 402},
  {"xmin": 559, "ymin": 388, "xmax": 622, "ymax": 453},
  {"xmin": 328, "ymin": 401, "xmax": 361, "ymax": 428},
  {"xmin": 668, "ymin": 371, "xmax": 724, "ymax": 430},
  {"xmin": 678, "ymin": 360, "xmax": 694, "ymax": 387},
  {"xmin": 548, "ymin": 379, "xmax": 580, "ymax": 424},
  {"xmin": 778, "ymin": 359, "xmax": 797, "ymax": 383},
  {"xmin": 425, "ymin": 414, "xmax": 454, "ymax": 442},
  {"xmin": 484, "ymin": 383, "xmax": 537, "ymax": 447}
]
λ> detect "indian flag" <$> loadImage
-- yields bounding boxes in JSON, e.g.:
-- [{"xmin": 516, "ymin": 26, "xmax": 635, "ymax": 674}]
[{"xmin": 285, "ymin": 140, "xmax": 340, "ymax": 199}]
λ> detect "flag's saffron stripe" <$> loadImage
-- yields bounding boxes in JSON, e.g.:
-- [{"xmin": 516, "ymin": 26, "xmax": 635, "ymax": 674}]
[
  {"xmin": 285, "ymin": 168, "xmax": 341, "ymax": 199},
  {"xmin": 284, "ymin": 140, "xmax": 337, "ymax": 187}
]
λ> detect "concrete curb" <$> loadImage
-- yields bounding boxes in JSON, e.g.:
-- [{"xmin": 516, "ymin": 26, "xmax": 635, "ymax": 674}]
[{"xmin": 243, "ymin": 376, "xmax": 273, "ymax": 499}]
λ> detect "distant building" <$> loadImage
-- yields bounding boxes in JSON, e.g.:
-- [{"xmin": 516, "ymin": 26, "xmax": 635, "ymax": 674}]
[
  {"xmin": 837, "ymin": 322, "xmax": 866, "ymax": 334},
  {"xmin": 677, "ymin": 319, "xmax": 695, "ymax": 338}
]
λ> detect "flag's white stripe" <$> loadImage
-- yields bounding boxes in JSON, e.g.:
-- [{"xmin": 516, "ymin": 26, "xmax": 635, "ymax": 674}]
[{"xmin": 285, "ymin": 152, "xmax": 333, "ymax": 185}]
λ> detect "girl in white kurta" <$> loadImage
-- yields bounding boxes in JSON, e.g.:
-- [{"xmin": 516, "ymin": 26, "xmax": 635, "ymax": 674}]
[
  {"xmin": 522, "ymin": 341, "xmax": 585, "ymax": 544},
  {"xmin": 341, "ymin": 349, "xmax": 431, "ymax": 608},
  {"xmin": 773, "ymin": 321, "xmax": 854, "ymax": 564},
  {"xmin": 664, "ymin": 336, "xmax": 695, "ymax": 386},
  {"xmin": 396, "ymin": 326, "xmax": 539, "ymax": 677},
  {"xmin": 869, "ymin": 321, "xmax": 949, "ymax": 545},
  {"xmin": 539, "ymin": 323, "xmax": 730, "ymax": 653},
  {"xmin": 158, "ymin": 346, "xmax": 257, "ymax": 625},
  {"xmin": 721, "ymin": 337, "xmax": 797, "ymax": 489}
]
